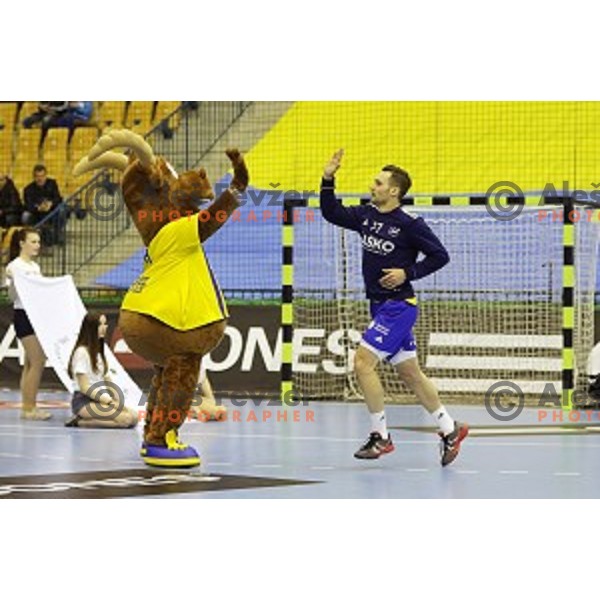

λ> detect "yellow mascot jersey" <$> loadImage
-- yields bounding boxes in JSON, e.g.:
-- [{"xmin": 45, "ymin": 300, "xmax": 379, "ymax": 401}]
[{"xmin": 122, "ymin": 214, "xmax": 228, "ymax": 330}]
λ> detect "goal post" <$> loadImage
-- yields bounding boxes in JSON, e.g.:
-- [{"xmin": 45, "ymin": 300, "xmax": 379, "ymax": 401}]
[{"xmin": 281, "ymin": 195, "xmax": 600, "ymax": 410}]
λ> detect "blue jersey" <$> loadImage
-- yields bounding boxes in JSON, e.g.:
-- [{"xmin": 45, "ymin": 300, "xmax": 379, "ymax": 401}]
[{"xmin": 320, "ymin": 177, "xmax": 450, "ymax": 301}]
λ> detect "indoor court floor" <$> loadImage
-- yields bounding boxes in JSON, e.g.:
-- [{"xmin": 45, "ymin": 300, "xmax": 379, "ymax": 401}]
[{"xmin": 1, "ymin": 389, "xmax": 600, "ymax": 499}]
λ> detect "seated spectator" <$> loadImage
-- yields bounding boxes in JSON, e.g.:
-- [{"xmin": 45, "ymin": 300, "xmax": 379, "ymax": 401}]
[
  {"xmin": 22, "ymin": 102, "xmax": 69, "ymax": 130},
  {"xmin": 0, "ymin": 173, "xmax": 23, "ymax": 229},
  {"xmin": 22, "ymin": 101, "xmax": 93, "ymax": 133},
  {"xmin": 64, "ymin": 102, "xmax": 93, "ymax": 128},
  {"xmin": 65, "ymin": 313, "xmax": 137, "ymax": 429},
  {"xmin": 23, "ymin": 164, "xmax": 66, "ymax": 246}
]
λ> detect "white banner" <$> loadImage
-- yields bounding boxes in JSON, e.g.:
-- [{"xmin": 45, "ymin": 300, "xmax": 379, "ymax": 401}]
[{"xmin": 13, "ymin": 272, "xmax": 143, "ymax": 408}]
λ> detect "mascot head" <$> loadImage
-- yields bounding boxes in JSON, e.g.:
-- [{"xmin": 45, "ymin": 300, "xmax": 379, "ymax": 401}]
[{"xmin": 73, "ymin": 129, "xmax": 215, "ymax": 246}]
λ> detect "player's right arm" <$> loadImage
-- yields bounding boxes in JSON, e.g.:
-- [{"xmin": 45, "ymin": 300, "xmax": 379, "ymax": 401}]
[{"xmin": 320, "ymin": 149, "xmax": 362, "ymax": 231}]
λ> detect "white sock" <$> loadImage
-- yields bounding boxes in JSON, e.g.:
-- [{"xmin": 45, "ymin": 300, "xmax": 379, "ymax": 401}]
[
  {"xmin": 431, "ymin": 405, "xmax": 455, "ymax": 436},
  {"xmin": 370, "ymin": 410, "xmax": 388, "ymax": 438}
]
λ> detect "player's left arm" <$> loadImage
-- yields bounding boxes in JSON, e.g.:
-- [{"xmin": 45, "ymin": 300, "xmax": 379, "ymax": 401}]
[{"xmin": 403, "ymin": 218, "xmax": 450, "ymax": 281}]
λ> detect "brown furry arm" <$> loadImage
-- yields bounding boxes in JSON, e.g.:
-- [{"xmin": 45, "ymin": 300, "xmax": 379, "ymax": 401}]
[
  {"xmin": 197, "ymin": 188, "xmax": 241, "ymax": 242},
  {"xmin": 197, "ymin": 149, "xmax": 247, "ymax": 242}
]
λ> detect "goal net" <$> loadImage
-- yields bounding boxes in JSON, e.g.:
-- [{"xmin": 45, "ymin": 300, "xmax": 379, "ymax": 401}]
[{"xmin": 292, "ymin": 200, "xmax": 600, "ymax": 404}]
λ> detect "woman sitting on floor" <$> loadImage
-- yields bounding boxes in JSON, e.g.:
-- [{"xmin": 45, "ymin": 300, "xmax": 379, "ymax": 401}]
[{"xmin": 65, "ymin": 313, "xmax": 137, "ymax": 428}]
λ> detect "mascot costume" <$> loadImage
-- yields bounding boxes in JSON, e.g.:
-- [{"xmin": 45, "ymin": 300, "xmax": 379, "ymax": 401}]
[{"xmin": 73, "ymin": 129, "xmax": 248, "ymax": 467}]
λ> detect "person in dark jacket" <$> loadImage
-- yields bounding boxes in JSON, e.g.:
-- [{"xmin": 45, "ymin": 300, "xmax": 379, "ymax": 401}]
[
  {"xmin": 23, "ymin": 164, "xmax": 66, "ymax": 246},
  {"xmin": 0, "ymin": 173, "xmax": 23, "ymax": 228},
  {"xmin": 22, "ymin": 101, "xmax": 92, "ymax": 132},
  {"xmin": 22, "ymin": 102, "xmax": 69, "ymax": 129}
]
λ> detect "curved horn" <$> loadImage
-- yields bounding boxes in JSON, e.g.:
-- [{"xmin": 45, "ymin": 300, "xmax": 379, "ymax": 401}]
[
  {"xmin": 88, "ymin": 129, "xmax": 154, "ymax": 169},
  {"xmin": 73, "ymin": 152, "xmax": 129, "ymax": 177}
]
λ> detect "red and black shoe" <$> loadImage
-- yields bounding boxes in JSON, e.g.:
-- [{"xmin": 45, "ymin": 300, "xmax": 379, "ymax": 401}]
[
  {"xmin": 354, "ymin": 432, "xmax": 395, "ymax": 460},
  {"xmin": 439, "ymin": 421, "xmax": 469, "ymax": 467}
]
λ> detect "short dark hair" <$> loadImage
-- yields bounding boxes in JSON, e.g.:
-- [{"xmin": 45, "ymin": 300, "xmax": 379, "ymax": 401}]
[
  {"xmin": 382, "ymin": 165, "xmax": 412, "ymax": 199},
  {"xmin": 33, "ymin": 164, "xmax": 46, "ymax": 175}
]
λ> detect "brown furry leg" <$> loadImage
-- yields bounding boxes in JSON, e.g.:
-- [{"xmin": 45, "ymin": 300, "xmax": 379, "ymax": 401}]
[
  {"xmin": 145, "ymin": 354, "xmax": 202, "ymax": 445},
  {"xmin": 144, "ymin": 365, "xmax": 163, "ymax": 441}
]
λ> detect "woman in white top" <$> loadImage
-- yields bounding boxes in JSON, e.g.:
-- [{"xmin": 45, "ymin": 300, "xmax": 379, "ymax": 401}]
[
  {"xmin": 66, "ymin": 312, "xmax": 137, "ymax": 428},
  {"xmin": 4, "ymin": 227, "xmax": 50, "ymax": 420}
]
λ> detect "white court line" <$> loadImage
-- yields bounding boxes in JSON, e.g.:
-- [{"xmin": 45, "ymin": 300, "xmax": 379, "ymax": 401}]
[
  {"xmin": 0, "ymin": 452, "xmax": 23, "ymax": 458},
  {"xmin": 3, "ymin": 432, "xmax": 600, "ymax": 450},
  {"xmin": 499, "ymin": 470, "xmax": 530, "ymax": 475},
  {"xmin": 208, "ymin": 462, "xmax": 234, "ymax": 467},
  {"xmin": 554, "ymin": 472, "xmax": 581, "ymax": 476},
  {"xmin": 0, "ymin": 425, "xmax": 131, "ymax": 434},
  {"xmin": 252, "ymin": 464, "xmax": 282, "ymax": 469},
  {"xmin": 185, "ymin": 432, "xmax": 370, "ymax": 443},
  {"xmin": 38, "ymin": 454, "xmax": 65, "ymax": 460},
  {"xmin": 0, "ymin": 433, "xmax": 71, "ymax": 439},
  {"xmin": 185, "ymin": 431, "xmax": 600, "ymax": 449},
  {"xmin": 406, "ymin": 468, "xmax": 430, "ymax": 473},
  {"xmin": 79, "ymin": 457, "xmax": 104, "ymax": 462},
  {"xmin": 310, "ymin": 466, "xmax": 335, "ymax": 471},
  {"xmin": 471, "ymin": 427, "xmax": 582, "ymax": 435},
  {"xmin": 4, "ymin": 421, "xmax": 600, "ymax": 451},
  {"xmin": 455, "ymin": 470, "xmax": 479, "ymax": 474}
]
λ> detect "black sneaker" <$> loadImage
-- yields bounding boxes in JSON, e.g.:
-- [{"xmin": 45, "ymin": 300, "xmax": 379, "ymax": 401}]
[
  {"xmin": 439, "ymin": 421, "xmax": 469, "ymax": 466},
  {"xmin": 354, "ymin": 432, "xmax": 395, "ymax": 459},
  {"xmin": 64, "ymin": 414, "xmax": 81, "ymax": 428}
]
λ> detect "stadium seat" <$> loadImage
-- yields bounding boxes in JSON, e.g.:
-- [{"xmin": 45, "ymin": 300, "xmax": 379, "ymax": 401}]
[
  {"xmin": 15, "ymin": 128, "xmax": 41, "ymax": 161},
  {"xmin": 18, "ymin": 102, "xmax": 40, "ymax": 125},
  {"xmin": 66, "ymin": 170, "xmax": 96, "ymax": 196},
  {"xmin": 126, "ymin": 101, "xmax": 155, "ymax": 134},
  {"xmin": 0, "ymin": 103, "xmax": 18, "ymax": 131},
  {"xmin": 0, "ymin": 129, "xmax": 13, "ymax": 163},
  {"xmin": 12, "ymin": 129, "xmax": 42, "ymax": 191},
  {"xmin": 69, "ymin": 127, "xmax": 98, "ymax": 161},
  {"xmin": 42, "ymin": 128, "xmax": 70, "ymax": 193},
  {"xmin": 68, "ymin": 126, "xmax": 126, "ymax": 196},
  {"xmin": 154, "ymin": 101, "xmax": 181, "ymax": 131},
  {"xmin": 11, "ymin": 164, "xmax": 34, "ymax": 194},
  {"xmin": 97, "ymin": 102, "xmax": 127, "ymax": 131}
]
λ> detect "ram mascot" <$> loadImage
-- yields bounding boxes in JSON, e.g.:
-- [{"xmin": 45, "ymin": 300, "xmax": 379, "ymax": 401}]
[{"xmin": 73, "ymin": 129, "xmax": 248, "ymax": 467}]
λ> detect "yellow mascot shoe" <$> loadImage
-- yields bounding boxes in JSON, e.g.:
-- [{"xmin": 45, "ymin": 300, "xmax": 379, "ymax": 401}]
[{"xmin": 142, "ymin": 430, "xmax": 201, "ymax": 468}]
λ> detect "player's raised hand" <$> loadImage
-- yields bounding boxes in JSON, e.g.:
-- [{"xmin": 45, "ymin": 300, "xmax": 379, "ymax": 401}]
[{"xmin": 323, "ymin": 149, "xmax": 344, "ymax": 179}]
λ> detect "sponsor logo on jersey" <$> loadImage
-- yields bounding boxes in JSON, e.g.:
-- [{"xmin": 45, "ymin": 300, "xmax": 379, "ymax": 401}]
[{"xmin": 361, "ymin": 234, "xmax": 395, "ymax": 255}]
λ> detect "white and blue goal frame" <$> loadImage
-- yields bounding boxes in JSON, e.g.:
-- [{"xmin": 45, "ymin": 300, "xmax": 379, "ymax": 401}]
[{"xmin": 281, "ymin": 195, "xmax": 579, "ymax": 409}]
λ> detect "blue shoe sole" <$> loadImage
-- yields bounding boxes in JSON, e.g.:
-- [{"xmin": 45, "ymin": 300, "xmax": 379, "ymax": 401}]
[{"xmin": 142, "ymin": 455, "xmax": 201, "ymax": 468}]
